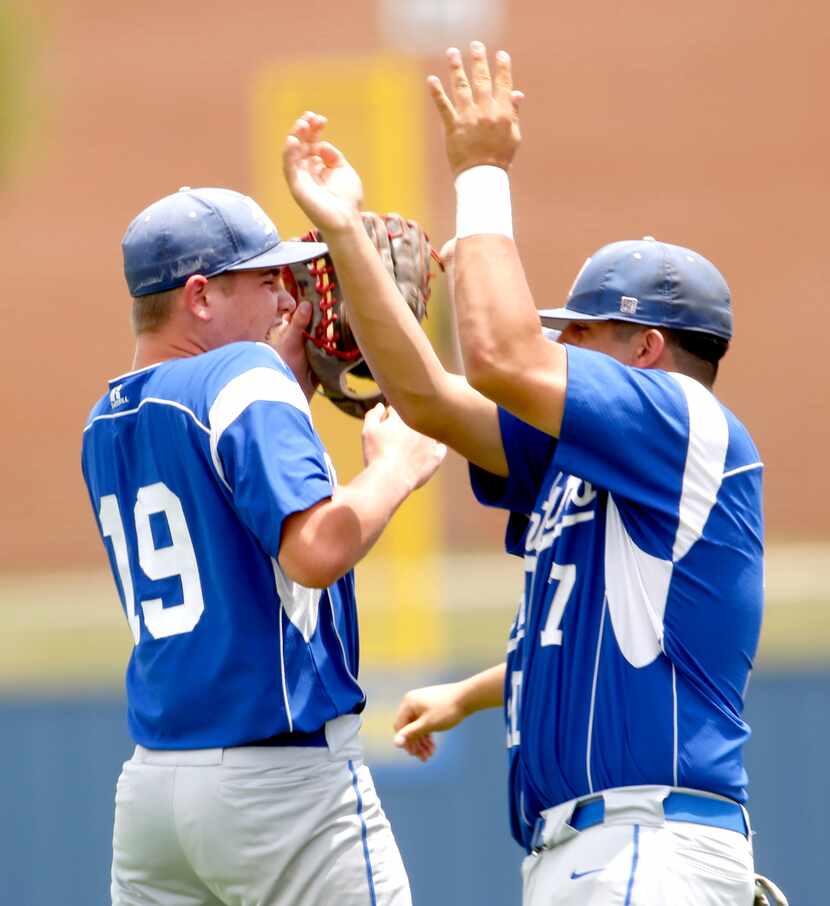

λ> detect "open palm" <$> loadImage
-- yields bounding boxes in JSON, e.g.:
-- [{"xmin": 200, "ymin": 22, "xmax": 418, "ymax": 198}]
[{"xmin": 283, "ymin": 111, "xmax": 363, "ymax": 233}]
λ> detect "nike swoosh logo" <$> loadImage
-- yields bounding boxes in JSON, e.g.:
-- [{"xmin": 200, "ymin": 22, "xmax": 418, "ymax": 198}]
[{"xmin": 570, "ymin": 869, "xmax": 604, "ymax": 880}]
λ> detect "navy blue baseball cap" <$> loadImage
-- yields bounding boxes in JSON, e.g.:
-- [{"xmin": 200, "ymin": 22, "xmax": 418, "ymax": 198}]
[
  {"xmin": 122, "ymin": 187, "xmax": 327, "ymax": 298},
  {"xmin": 538, "ymin": 237, "xmax": 732, "ymax": 340}
]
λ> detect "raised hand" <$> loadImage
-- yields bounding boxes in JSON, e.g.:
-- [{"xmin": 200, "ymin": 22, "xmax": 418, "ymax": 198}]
[
  {"xmin": 283, "ymin": 111, "xmax": 363, "ymax": 233},
  {"xmin": 428, "ymin": 41, "xmax": 524, "ymax": 177}
]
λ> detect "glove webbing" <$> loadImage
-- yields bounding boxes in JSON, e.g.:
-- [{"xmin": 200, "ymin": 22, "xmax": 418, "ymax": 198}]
[{"xmin": 301, "ymin": 247, "xmax": 361, "ymax": 362}]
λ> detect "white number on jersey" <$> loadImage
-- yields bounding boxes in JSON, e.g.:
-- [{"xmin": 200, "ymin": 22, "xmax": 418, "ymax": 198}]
[
  {"xmin": 507, "ymin": 670, "xmax": 522, "ymax": 748},
  {"xmin": 99, "ymin": 495, "xmax": 140, "ymax": 644},
  {"xmin": 98, "ymin": 483, "xmax": 205, "ymax": 643},
  {"xmin": 540, "ymin": 562, "xmax": 576, "ymax": 647}
]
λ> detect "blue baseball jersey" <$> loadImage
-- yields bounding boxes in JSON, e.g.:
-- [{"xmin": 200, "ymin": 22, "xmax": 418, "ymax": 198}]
[
  {"xmin": 82, "ymin": 342, "xmax": 364, "ymax": 749},
  {"xmin": 470, "ymin": 345, "xmax": 764, "ymax": 851}
]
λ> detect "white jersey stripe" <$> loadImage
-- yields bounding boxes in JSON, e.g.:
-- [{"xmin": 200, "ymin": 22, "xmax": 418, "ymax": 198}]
[
  {"xmin": 672, "ymin": 664, "xmax": 679, "ymax": 786},
  {"xmin": 585, "ymin": 596, "xmax": 608, "ymax": 794},
  {"xmin": 603, "ymin": 377, "xmax": 730, "ymax": 668},
  {"xmin": 84, "ymin": 397, "xmax": 211, "ymax": 434},
  {"xmin": 272, "ymin": 558, "xmax": 294, "ymax": 734},
  {"xmin": 107, "ymin": 361, "xmax": 163, "ymax": 383},
  {"xmin": 271, "ymin": 559, "xmax": 323, "ymax": 643},
  {"xmin": 722, "ymin": 462, "xmax": 763, "ymax": 480},
  {"xmin": 669, "ymin": 373, "xmax": 729, "ymax": 563},
  {"xmin": 208, "ymin": 367, "xmax": 311, "ymax": 489},
  {"xmin": 329, "ymin": 596, "xmax": 360, "ymax": 686},
  {"xmin": 604, "ymin": 496, "xmax": 673, "ymax": 667}
]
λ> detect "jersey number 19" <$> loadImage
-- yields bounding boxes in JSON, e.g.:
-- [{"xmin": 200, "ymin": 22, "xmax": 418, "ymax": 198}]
[{"xmin": 98, "ymin": 482, "xmax": 205, "ymax": 643}]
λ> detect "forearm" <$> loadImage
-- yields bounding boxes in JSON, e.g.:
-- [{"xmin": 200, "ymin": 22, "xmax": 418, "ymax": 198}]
[
  {"xmin": 454, "ymin": 235, "xmax": 548, "ymax": 393},
  {"xmin": 282, "ymin": 455, "xmax": 415, "ymax": 587},
  {"xmin": 325, "ymin": 221, "xmax": 509, "ymax": 474},
  {"xmin": 393, "ymin": 661, "xmax": 506, "ymax": 752},
  {"xmin": 456, "ymin": 662, "xmax": 506, "ymax": 714},
  {"xmin": 332, "ymin": 455, "xmax": 416, "ymax": 559},
  {"xmin": 452, "ymin": 233, "xmax": 567, "ymax": 437}
]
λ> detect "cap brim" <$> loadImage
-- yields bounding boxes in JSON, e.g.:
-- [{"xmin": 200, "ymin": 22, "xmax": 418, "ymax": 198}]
[
  {"xmin": 537, "ymin": 307, "xmax": 609, "ymax": 330},
  {"xmin": 227, "ymin": 239, "xmax": 329, "ymax": 271}
]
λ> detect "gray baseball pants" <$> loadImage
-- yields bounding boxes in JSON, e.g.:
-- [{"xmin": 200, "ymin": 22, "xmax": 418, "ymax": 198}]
[{"xmin": 111, "ymin": 716, "xmax": 411, "ymax": 906}]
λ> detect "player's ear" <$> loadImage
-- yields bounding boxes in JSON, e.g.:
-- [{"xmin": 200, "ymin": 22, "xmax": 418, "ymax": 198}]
[
  {"xmin": 181, "ymin": 275, "xmax": 211, "ymax": 322},
  {"xmin": 634, "ymin": 327, "xmax": 666, "ymax": 368}
]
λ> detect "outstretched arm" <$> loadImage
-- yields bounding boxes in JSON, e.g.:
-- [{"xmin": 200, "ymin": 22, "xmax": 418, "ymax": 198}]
[
  {"xmin": 430, "ymin": 43, "xmax": 569, "ymax": 439},
  {"xmin": 282, "ymin": 113, "xmax": 508, "ymax": 476},
  {"xmin": 279, "ymin": 404, "xmax": 446, "ymax": 587},
  {"xmin": 392, "ymin": 663, "xmax": 505, "ymax": 762}
]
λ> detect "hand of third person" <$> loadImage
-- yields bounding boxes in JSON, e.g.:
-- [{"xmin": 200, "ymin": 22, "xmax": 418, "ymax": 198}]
[{"xmin": 392, "ymin": 681, "xmax": 470, "ymax": 762}]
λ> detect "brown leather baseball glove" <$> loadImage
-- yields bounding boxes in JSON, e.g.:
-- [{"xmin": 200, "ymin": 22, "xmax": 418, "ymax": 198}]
[{"xmin": 285, "ymin": 213, "xmax": 441, "ymax": 419}]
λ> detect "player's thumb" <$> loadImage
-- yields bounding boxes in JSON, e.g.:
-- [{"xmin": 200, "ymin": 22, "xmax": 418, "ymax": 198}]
[
  {"xmin": 363, "ymin": 401, "xmax": 385, "ymax": 430},
  {"xmin": 289, "ymin": 300, "xmax": 312, "ymax": 333},
  {"xmin": 393, "ymin": 715, "xmax": 430, "ymax": 748}
]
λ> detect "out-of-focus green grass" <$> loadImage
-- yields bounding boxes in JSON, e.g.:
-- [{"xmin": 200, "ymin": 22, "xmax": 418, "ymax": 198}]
[{"xmin": 0, "ymin": 544, "xmax": 827, "ymax": 691}]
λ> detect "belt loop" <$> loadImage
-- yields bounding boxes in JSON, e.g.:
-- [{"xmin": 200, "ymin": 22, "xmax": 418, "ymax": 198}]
[
  {"xmin": 741, "ymin": 804, "xmax": 753, "ymax": 840},
  {"xmin": 532, "ymin": 802, "xmax": 582, "ymax": 851},
  {"xmin": 530, "ymin": 817, "xmax": 545, "ymax": 853}
]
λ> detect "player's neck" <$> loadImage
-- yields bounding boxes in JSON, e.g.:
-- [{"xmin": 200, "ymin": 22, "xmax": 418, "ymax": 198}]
[{"xmin": 132, "ymin": 331, "xmax": 208, "ymax": 371}]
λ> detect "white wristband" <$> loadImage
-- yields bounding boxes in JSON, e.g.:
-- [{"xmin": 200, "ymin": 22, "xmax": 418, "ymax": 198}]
[{"xmin": 455, "ymin": 165, "xmax": 514, "ymax": 240}]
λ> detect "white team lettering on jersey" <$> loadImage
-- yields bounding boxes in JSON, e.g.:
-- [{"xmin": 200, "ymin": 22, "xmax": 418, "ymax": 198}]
[{"xmin": 525, "ymin": 476, "xmax": 596, "ymax": 568}]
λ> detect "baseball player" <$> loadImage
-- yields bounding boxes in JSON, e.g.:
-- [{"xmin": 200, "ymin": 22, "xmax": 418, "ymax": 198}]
[
  {"xmin": 81, "ymin": 186, "xmax": 445, "ymax": 906},
  {"xmin": 281, "ymin": 40, "xmax": 764, "ymax": 906}
]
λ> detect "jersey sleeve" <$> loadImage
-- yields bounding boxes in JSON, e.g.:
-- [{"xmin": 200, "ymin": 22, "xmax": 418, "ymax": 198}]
[
  {"xmin": 554, "ymin": 345, "xmax": 711, "ymax": 525},
  {"xmin": 469, "ymin": 406, "xmax": 557, "ymax": 513},
  {"xmin": 208, "ymin": 362, "xmax": 333, "ymax": 557}
]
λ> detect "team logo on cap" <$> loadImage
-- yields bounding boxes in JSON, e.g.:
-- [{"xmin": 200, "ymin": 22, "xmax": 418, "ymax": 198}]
[
  {"xmin": 242, "ymin": 197, "xmax": 276, "ymax": 237},
  {"xmin": 620, "ymin": 296, "xmax": 639, "ymax": 314}
]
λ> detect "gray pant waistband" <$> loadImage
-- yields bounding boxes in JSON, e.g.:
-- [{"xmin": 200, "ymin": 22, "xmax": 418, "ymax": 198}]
[
  {"xmin": 533, "ymin": 785, "xmax": 752, "ymax": 850},
  {"xmin": 132, "ymin": 714, "xmax": 362, "ymax": 766}
]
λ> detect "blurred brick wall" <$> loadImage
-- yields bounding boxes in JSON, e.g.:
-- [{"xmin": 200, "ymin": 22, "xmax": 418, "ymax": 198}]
[{"xmin": 1, "ymin": 0, "xmax": 827, "ymax": 569}]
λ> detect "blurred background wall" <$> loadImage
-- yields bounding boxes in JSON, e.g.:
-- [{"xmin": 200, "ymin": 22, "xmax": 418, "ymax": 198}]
[{"xmin": 1, "ymin": 0, "xmax": 827, "ymax": 903}]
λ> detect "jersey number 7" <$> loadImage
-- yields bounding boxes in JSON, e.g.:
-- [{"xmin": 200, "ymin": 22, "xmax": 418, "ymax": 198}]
[
  {"xmin": 540, "ymin": 562, "xmax": 576, "ymax": 647},
  {"xmin": 98, "ymin": 482, "xmax": 205, "ymax": 643}
]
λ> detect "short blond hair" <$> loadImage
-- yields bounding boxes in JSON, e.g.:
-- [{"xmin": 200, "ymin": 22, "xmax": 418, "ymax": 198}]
[
  {"xmin": 131, "ymin": 287, "xmax": 180, "ymax": 335},
  {"xmin": 130, "ymin": 272, "xmax": 241, "ymax": 335}
]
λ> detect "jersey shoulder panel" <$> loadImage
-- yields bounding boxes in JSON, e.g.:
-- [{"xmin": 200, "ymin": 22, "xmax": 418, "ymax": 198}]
[
  {"xmin": 205, "ymin": 344, "xmax": 310, "ymax": 446},
  {"xmin": 85, "ymin": 392, "xmax": 112, "ymax": 427},
  {"xmin": 720, "ymin": 404, "xmax": 763, "ymax": 476},
  {"xmin": 555, "ymin": 348, "xmax": 691, "ymax": 529},
  {"xmin": 84, "ymin": 343, "xmax": 305, "ymax": 431},
  {"xmin": 469, "ymin": 406, "xmax": 557, "ymax": 515},
  {"xmin": 137, "ymin": 342, "xmax": 304, "ymax": 420}
]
